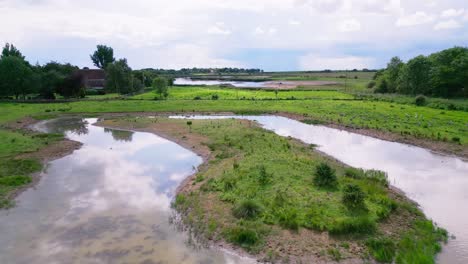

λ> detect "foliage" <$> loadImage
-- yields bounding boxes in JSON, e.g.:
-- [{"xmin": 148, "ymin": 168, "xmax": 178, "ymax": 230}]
[
  {"xmin": 314, "ymin": 163, "xmax": 338, "ymax": 189},
  {"xmin": 366, "ymin": 237, "xmax": 396, "ymax": 263},
  {"xmin": 105, "ymin": 59, "xmax": 134, "ymax": 94},
  {"xmin": 0, "ymin": 56, "xmax": 33, "ymax": 99},
  {"xmin": 342, "ymin": 184, "xmax": 366, "ymax": 210},
  {"xmin": 1, "ymin": 43, "xmax": 25, "ymax": 60},
  {"xmin": 152, "ymin": 77, "xmax": 169, "ymax": 99},
  {"xmin": 375, "ymin": 47, "xmax": 468, "ymax": 98},
  {"xmin": 90, "ymin": 44, "xmax": 115, "ymax": 69},
  {"xmin": 232, "ymin": 200, "xmax": 263, "ymax": 219},
  {"xmin": 415, "ymin": 95, "xmax": 427, "ymax": 106}
]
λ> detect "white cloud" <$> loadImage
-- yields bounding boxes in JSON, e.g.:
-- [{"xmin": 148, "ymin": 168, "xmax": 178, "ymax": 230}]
[
  {"xmin": 441, "ymin": 8, "xmax": 465, "ymax": 18},
  {"xmin": 434, "ymin": 19, "xmax": 461, "ymax": 30},
  {"xmin": 299, "ymin": 54, "xmax": 374, "ymax": 70},
  {"xmin": 338, "ymin": 19, "xmax": 361, "ymax": 32},
  {"xmin": 207, "ymin": 22, "xmax": 231, "ymax": 35},
  {"xmin": 253, "ymin": 26, "xmax": 277, "ymax": 35},
  {"xmin": 396, "ymin": 11, "xmax": 434, "ymax": 27}
]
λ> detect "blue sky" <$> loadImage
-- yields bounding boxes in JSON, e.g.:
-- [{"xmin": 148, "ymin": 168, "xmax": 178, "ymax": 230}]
[{"xmin": 1, "ymin": 0, "xmax": 467, "ymax": 71}]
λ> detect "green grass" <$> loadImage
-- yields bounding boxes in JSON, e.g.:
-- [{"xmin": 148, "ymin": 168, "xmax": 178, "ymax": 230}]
[
  {"xmin": 132, "ymin": 86, "xmax": 354, "ymax": 100},
  {"xmin": 137, "ymin": 117, "xmax": 446, "ymax": 262},
  {"xmin": 1, "ymin": 97, "xmax": 466, "ymax": 146},
  {"xmin": 0, "ymin": 129, "xmax": 63, "ymax": 208}
]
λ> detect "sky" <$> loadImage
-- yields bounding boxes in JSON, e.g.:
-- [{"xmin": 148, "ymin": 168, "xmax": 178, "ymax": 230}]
[{"xmin": 1, "ymin": 0, "xmax": 467, "ymax": 71}]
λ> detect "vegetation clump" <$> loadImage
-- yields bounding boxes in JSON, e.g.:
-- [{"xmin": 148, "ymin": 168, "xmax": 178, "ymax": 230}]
[
  {"xmin": 342, "ymin": 184, "xmax": 366, "ymax": 210},
  {"xmin": 232, "ymin": 200, "xmax": 263, "ymax": 219},
  {"xmin": 415, "ymin": 95, "xmax": 427, "ymax": 106},
  {"xmin": 313, "ymin": 162, "xmax": 338, "ymax": 189}
]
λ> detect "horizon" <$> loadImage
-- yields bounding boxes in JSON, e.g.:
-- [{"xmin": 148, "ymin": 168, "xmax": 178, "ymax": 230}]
[{"xmin": 1, "ymin": 0, "xmax": 467, "ymax": 71}]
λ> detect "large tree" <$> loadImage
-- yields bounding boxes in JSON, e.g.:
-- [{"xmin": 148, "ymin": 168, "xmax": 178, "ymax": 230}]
[
  {"xmin": 90, "ymin": 45, "xmax": 115, "ymax": 69},
  {"xmin": 0, "ymin": 56, "xmax": 33, "ymax": 99},
  {"xmin": 105, "ymin": 59, "xmax": 134, "ymax": 94}
]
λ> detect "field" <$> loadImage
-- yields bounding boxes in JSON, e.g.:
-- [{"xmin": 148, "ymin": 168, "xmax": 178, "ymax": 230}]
[{"xmin": 100, "ymin": 116, "xmax": 447, "ymax": 263}]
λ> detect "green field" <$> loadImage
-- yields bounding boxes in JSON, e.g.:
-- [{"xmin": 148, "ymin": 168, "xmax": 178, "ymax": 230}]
[{"xmin": 132, "ymin": 86, "xmax": 354, "ymax": 100}]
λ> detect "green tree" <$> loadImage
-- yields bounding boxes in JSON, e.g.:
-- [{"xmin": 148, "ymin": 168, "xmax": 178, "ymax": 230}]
[
  {"xmin": 152, "ymin": 77, "xmax": 168, "ymax": 99},
  {"xmin": 90, "ymin": 45, "xmax": 115, "ymax": 69},
  {"xmin": 429, "ymin": 47, "xmax": 468, "ymax": 97},
  {"xmin": 0, "ymin": 56, "xmax": 33, "ymax": 99},
  {"xmin": 57, "ymin": 73, "xmax": 85, "ymax": 98},
  {"xmin": 1, "ymin": 43, "xmax": 25, "ymax": 60},
  {"xmin": 404, "ymin": 55, "xmax": 432, "ymax": 95},
  {"xmin": 105, "ymin": 59, "xmax": 134, "ymax": 94},
  {"xmin": 386, "ymin": 56, "xmax": 403, "ymax": 93}
]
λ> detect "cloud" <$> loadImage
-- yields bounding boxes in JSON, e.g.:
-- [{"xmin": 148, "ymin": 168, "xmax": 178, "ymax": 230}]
[
  {"xmin": 441, "ymin": 8, "xmax": 465, "ymax": 18},
  {"xmin": 253, "ymin": 26, "xmax": 277, "ymax": 35},
  {"xmin": 434, "ymin": 19, "xmax": 461, "ymax": 30},
  {"xmin": 396, "ymin": 11, "xmax": 434, "ymax": 27},
  {"xmin": 299, "ymin": 54, "xmax": 374, "ymax": 70},
  {"xmin": 338, "ymin": 19, "xmax": 361, "ymax": 32},
  {"xmin": 207, "ymin": 22, "xmax": 231, "ymax": 35}
]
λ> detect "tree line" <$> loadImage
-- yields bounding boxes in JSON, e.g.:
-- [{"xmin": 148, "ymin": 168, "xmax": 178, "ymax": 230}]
[
  {"xmin": 373, "ymin": 47, "xmax": 468, "ymax": 98},
  {"xmin": 0, "ymin": 43, "xmax": 174, "ymax": 99}
]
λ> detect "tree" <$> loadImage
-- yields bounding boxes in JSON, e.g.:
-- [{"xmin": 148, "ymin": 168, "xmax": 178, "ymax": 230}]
[
  {"xmin": 386, "ymin": 57, "xmax": 403, "ymax": 93},
  {"xmin": 0, "ymin": 56, "xmax": 33, "ymax": 99},
  {"xmin": 1, "ymin": 43, "xmax": 25, "ymax": 60},
  {"xmin": 57, "ymin": 73, "xmax": 85, "ymax": 98},
  {"xmin": 105, "ymin": 59, "xmax": 134, "ymax": 94},
  {"xmin": 90, "ymin": 45, "xmax": 115, "ymax": 69},
  {"xmin": 404, "ymin": 55, "xmax": 432, "ymax": 95},
  {"xmin": 152, "ymin": 77, "xmax": 168, "ymax": 99}
]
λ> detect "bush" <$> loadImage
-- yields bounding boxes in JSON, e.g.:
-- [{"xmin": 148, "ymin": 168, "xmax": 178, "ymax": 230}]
[
  {"xmin": 366, "ymin": 237, "xmax": 396, "ymax": 263},
  {"xmin": 330, "ymin": 216, "xmax": 376, "ymax": 235},
  {"xmin": 211, "ymin": 94, "xmax": 219, "ymax": 100},
  {"xmin": 257, "ymin": 165, "xmax": 271, "ymax": 185},
  {"xmin": 415, "ymin": 95, "xmax": 427, "ymax": 106},
  {"xmin": 193, "ymin": 96, "xmax": 202, "ymax": 100},
  {"xmin": 367, "ymin": 81, "xmax": 376, "ymax": 88},
  {"xmin": 227, "ymin": 226, "xmax": 259, "ymax": 249},
  {"xmin": 365, "ymin": 169, "xmax": 389, "ymax": 187},
  {"xmin": 233, "ymin": 200, "xmax": 263, "ymax": 219},
  {"xmin": 313, "ymin": 163, "xmax": 338, "ymax": 189},
  {"xmin": 344, "ymin": 168, "xmax": 364, "ymax": 179},
  {"xmin": 342, "ymin": 184, "xmax": 366, "ymax": 210}
]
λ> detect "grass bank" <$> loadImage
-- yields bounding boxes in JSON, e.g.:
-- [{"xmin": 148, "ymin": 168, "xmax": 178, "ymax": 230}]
[{"xmin": 99, "ymin": 116, "xmax": 447, "ymax": 263}]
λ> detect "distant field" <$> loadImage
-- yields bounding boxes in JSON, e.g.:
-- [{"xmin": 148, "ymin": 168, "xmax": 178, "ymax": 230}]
[{"xmin": 132, "ymin": 86, "xmax": 354, "ymax": 100}]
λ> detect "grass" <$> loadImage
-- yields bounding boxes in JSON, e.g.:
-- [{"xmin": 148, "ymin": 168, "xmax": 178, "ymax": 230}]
[
  {"xmin": 0, "ymin": 128, "xmax": 63, "ymax": 208},
  {"xmin": 1, "ymin": 97, "xmax": 467, "ymax": 148},
  {"xmin": 132, "ymin": 86, "xmax": 354, "ymax": 100},
  {"xmin": 105, "ymin": 117, "xmax": 447, "ymax": 262}
]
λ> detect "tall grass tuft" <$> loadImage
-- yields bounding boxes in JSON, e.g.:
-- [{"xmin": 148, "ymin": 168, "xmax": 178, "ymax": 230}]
[{"xmin": 233, "ymin": 200, "xmax": 263, "ymax": 219}]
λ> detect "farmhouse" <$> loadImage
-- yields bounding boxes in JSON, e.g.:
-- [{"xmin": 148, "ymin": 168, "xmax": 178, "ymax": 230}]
[{"xmin": 75, "ymin": 69, "xmax": 106, "ymax": 90}]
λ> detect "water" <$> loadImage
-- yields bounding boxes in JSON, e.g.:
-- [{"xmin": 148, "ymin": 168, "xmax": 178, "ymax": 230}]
[
  {"xmin": 0, "ymin": 118, "xmax": 253, "ymax": 264},
  {"xmin": 174, "ymin": 78, "xmax": 266, "ymax": 88},
  {"xmin": 171, "ymin": 115, "xmax": 468, "ymax": 264}
]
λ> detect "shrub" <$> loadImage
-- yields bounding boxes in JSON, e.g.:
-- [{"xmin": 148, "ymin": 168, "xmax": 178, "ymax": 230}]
[
  {"xmin": 193, "ymin": 96, "xmax": 202, "ymax": 100},
  {"xmin": 258, "ymin": 165, "xmax": 271, "ymax": 185},
  {"xmin": 367, "ymin": 81, "xmax": 376, "ymax": 88},
  {"xmin": 344, "ymin": 167, "xmax": 364, "ymax": 179},
  {"xmin": 342, "ymin": 184, "xmax": 366, "ymax": 210},
  {"xmin": 211, "ymin": 94, "xmax": 219, "ymax": 100},
  {"xmin": 415, "ymin": 95, "xmax": 427, "ymax": 106},
  {"xmin": 365, "ymin": 169, "xmax": 389, "ymax": 187},
  {"xmin": 330, "ymin": 216, "xmax": 376, "ymax": 235},
  {"xmin": 313, "ymin": 163, "xmax": 338, "ymax": 189},
  {"xmin": 366, "ymin": 237, "xmax": 396, "ymax": 263},
  {"xmin": 232, "ymin": 200, "xmax": 263, "ymax": 219},
  {"xmin": 227, "ymin": 226, "xmax": 259, "ymax": 249}
]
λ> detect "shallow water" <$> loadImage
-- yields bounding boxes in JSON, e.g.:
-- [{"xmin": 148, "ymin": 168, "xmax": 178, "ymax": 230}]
[
  {"xmin": 174, "ymin": 77, "xmax": 265, "ymax": 87},
  {"xmin": 0, "ymin": 118, "xmax": 254, "ymax": 264},
  {"xmin": 172, "ymin": 115, "xmax": 468, "ymax": 264}
]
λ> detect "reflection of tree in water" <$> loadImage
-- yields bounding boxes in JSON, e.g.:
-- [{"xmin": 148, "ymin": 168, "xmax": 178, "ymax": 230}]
[
  {"xmin": 104, "ymin": 128, "xmax": 134, "ymax": 142},
  {"xmin": 48, "ymin": 118, "xmax": 89, "ymax": 135}
]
